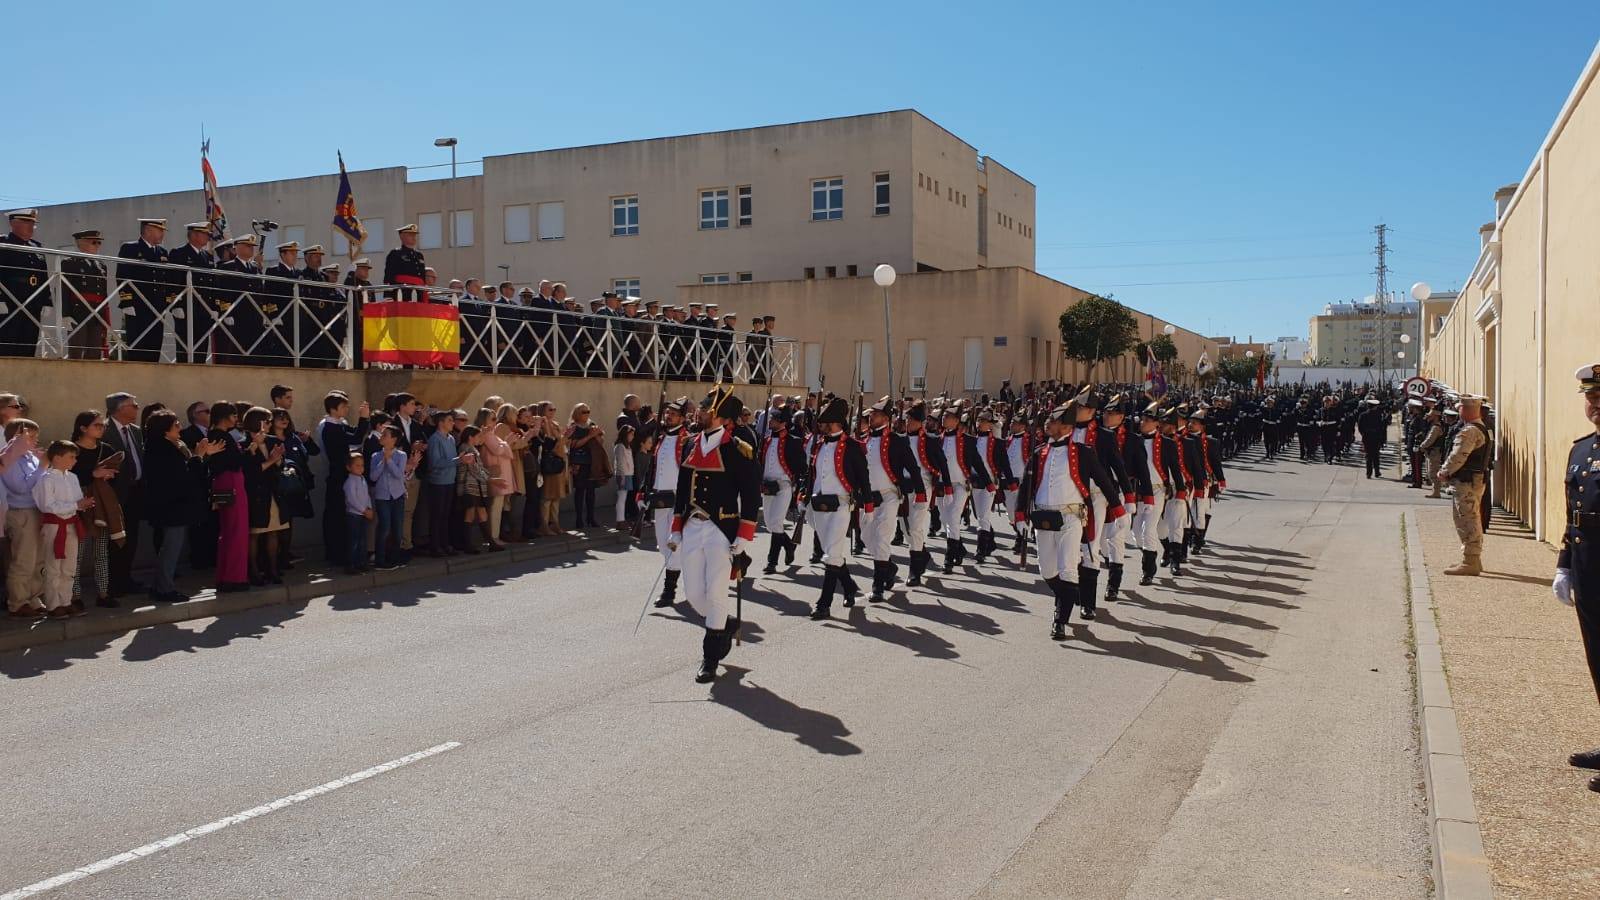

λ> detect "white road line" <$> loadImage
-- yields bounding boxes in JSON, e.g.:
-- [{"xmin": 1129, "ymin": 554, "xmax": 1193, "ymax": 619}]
[{"xmin": 2, "ymin": 741, "xmax": 463, "ymax": 900}]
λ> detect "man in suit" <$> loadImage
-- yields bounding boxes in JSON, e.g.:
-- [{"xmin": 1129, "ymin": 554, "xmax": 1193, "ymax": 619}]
[
  {"xmin": 103, "ymin": 392, "xmax": 147, "ymax": 595},
  {"xmin": 0, "ymin": 208, "xmax": 48, "ymax": 357},
  {"xmin": 168, "ymin": 223, "xmax": 217, "ymax": 363},
  {"xmin": 116, "ymin": 218, "xmax": 176, "ymax": 362}
]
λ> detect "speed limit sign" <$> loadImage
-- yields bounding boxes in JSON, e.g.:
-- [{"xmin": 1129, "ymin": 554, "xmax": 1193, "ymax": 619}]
[{"xmin": 1404, "ymin": 377, "xmax": 1430, "ymax": 399}]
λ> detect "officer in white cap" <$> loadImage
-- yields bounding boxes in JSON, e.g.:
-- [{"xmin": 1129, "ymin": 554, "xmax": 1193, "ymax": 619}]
[{"xmin": 1555, "ymin": 364, "xmax": 1600, "ymax": 790}]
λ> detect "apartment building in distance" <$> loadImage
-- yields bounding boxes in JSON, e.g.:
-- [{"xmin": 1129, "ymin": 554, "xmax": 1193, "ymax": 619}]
[
  {"xmin": 27, "ymin": 110, "xmax": 1036, "ymax": 299},
  {"xmin": 1307, "ymin": 296, "xmax": 1437, "ymax": 366}
]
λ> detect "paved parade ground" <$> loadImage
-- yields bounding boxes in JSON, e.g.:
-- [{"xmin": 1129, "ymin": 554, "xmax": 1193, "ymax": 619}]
[{"xmin": 2, "ymin": 450, "xmax": 1434, "ymax": 899}]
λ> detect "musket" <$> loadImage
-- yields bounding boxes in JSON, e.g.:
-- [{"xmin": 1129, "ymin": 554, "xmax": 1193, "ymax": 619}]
[
  {"xmin": 629, "ymin": 377, "xmax": 671, "ymax": 539},
  {"xmin": 633, "ymin": 556, "xmax": 671, "ymax": 636},
  {"xmin": 731, "ymin": 550, "xmax": 751, "ymax": 646}
]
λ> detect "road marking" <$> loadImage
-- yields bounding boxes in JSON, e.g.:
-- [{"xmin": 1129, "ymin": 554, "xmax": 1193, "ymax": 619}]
[{"xmin": 2, "ymin": 741, "xmax": 463, "ymax": 900}]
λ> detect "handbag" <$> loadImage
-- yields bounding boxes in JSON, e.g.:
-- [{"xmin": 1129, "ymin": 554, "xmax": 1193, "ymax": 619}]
[
  {"xmin": 209, "ymin": 489, "xmax": 237, "ymax": 508},
  {"xmin": 275, "ymin": 461, "xmax": 308, "ymax": 498},
  {"xmin": 540, "ymin": 454, "xmax": 566, "ymax": 475}
]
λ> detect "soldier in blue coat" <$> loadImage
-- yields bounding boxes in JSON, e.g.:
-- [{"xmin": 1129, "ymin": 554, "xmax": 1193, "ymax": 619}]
[{"xmin": 1555, "ymin": 363, "xmax": 1600, "ymax": 791}]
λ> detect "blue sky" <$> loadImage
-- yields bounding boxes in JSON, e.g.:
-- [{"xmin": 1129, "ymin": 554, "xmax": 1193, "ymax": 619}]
[{"xmin": 5, "ymin": 1, "xmax": 1597, "ymax": 340}]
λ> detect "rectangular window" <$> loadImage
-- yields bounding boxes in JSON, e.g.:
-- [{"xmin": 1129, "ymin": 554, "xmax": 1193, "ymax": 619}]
[
  {"xmin": 611, "ymin": 195, "xmax": 639, "ymax": 236},
  {"xmin": 825, "ymin": 266, "xmax": 837, "ymax": 278},
  {"xmin": 736, "ymin": 185, "xmax": 752, "ymax": 227},
  {"xmin": 504, "ymin": 204, "xmax": 532, "ymax": 243},
  {"xmin": 418, "ymin": 212, "xmax": 444, "ymax": 250},
  {"xmin": 908, "ymin": 339, "xmax": 927, "ymax": 390},
  {"xmin": 874, "ymin": 172, "xmax": 890, "ymax": 216},
  {"xmin": 804, "ymin": 267, "xmax": 815, "ymax": 280},
  {"xmin": 811, "ymin": 177, "xmax": 843, "ymax": 221},
  {"xmin": 854, "ymin": 341, "xmax": 874, "ymax": 393},
  {"xmin": 736, "ymin": 271, "xmax": 753, "ymax": 283},
  {"xmin": 700, "ymin": 273, "xmax": 730, "ymax": 284},
  {"xmin": 963, "ymin": 337, "xmax": 983, "ymax": 391},
  {"xmin": 536, "ymin": 202, "xmax": 564, "ymax": 240},
  {"xmin": 804, "ymin": 342, "xmax": 824, "ymax": 391},
  {"xmin": 611, "ymin": 278, "xmax": 641, "ymax": 298},
  {"xmin": 453, "ymin": 210, "xmax": 475, "ymax": 247},
  {"xmin": 918, "ymin": 172, "xmax": 924, "ymax": 188},
  {"xmin": 846, "ymin": 264, "xmax": 858, "ymax": 277},
  {"xmin": 699, "ymin": 188, "xmax": 729, "ymax": 230},
  {"xmin": 332, "ymin": 231, "xmax": 349, "ymax": 257},
  {"xmin": 362, "ymin": 218, "xmax": 384, "ymax": 253}
]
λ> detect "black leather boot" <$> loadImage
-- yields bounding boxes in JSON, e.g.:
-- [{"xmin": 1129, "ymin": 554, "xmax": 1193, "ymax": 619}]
[
  {"xmin": 1159, "ymin": 539, "xmax": 1171, "ymax": 567},
  {"xmin": 784, "ymin": 533, "xmax": 796, "ymax": 566},
  {"xmin": 1105, "ymin": 563, "xmax": 1124, "ymax": 602},
  {"xmin": 811, "ymin": 567, "xmax": 836, "ymax": 620},
  {"xmin": 1172, "ymin": 538, "xmax": 1185, "ymax": 576},
  {"xmin": 1139, "ymin": 550, "xmax": 1157, "ymax": 586},
  {"xmin": 1195, "ymin": 526, "xmax": 1208, "ymax": 554},
  {"xmin": 839, "ymin": 564, "xmax": 860, "ymax": 607},
  {"xmin": 1052, "ymin": 577, "xmax": 1080, "ymax": 638},
  {"xmin": 943, "ymin": 538, "xmax": 958, "ymax": 573},
  {"xmin": 892, "ymin": 524, "xmax": 904, "ymax": 546},
  {"xmin": 974, "ymin": 530, "xmax": 991, "ymax": 563},
  {"xmin": 870, "ymin": 561, "xmax": 887, "ymax": 602},
  {"xmin": 1078, "ymin": 565, "xmax": 1099, "ymax": 619},
  {"xmin": 908, "ymin": 549, "xmax": 927, "ymax": 587},
  {"xmin": 697, "ymin": 628, "xmax": 720, "ymax": 683},
  {"xmin": 654, "ymin": 570, "xmax": 679, "ymax": 607},
  {"xmin": 765, "ymin": 535, "xmax": 782, "ymax": 574},
  {"xmin": 811, "ymin": 533, "xmax": 824, "ymax": 564}
]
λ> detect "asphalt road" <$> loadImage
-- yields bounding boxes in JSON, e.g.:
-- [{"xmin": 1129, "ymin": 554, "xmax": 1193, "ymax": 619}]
[{"xmin": 0, "ymin": 445, "xmax": 1430, "ymax": 899}]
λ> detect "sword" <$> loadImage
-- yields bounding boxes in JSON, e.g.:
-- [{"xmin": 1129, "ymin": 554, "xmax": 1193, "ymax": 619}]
[
  {"xmin": 731, "ymin": 550, "xmax": 751, "ymax": 646},
  {"xmin": 633, "ymin": 555, "xmax": 670, "ymax": 636}
]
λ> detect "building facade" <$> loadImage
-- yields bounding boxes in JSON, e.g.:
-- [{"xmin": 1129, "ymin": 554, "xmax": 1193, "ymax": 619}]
[
  {"xmin": 1308, "ymin": 297, "xmax": 1424, "ymax": 368},
  {"xmin": 26, "ymin": 110, "xmax": 1035, "ymax": 301}
]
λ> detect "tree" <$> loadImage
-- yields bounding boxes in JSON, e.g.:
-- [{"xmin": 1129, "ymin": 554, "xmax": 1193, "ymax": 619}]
[
  {"xmin": 1059, "ymin": 294, "xmax": 1139, "ymax": 381},
  {"xmin": 1216, "ymin": 353, "xmax": 1276, "ymax": 386},
  {"xmin": 1149, "ymin": 333, "xmax": 1178, "ymax": 364}
]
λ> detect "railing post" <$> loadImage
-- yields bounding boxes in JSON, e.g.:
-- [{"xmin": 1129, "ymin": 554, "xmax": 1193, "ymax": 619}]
[
  {"xmin": 183, "ymin": 269, "xmax": 196, "ymax": 363},
  {"xmin": 489, "ymin": 302, "xmax": 500, "ymax": 374},
  {"xmin": 292, "ymin": 281, "xmax": 302, "ymax": 368},
  {"xmin": 47, "ymin": 252, "xmax": 64, "ymax": 359},
  {"xmin": 344, "ymin": 289, "xmax": 356, "ymax": 370}
]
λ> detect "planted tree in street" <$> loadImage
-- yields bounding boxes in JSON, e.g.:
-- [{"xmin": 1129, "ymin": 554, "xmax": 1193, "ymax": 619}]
[{"xmin": 1060, "ymin": 294, "xmax": 1139, "ymax": 382}]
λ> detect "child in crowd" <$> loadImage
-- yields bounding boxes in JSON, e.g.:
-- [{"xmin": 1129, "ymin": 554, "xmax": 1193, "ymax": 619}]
[
  {"xmin": 613, "ymin": 423, "xmax": 637, "ymax": 526},
  {"xmin": 343, "ymin": 452, "xmax": 373, "ymax": 574},
  {"xmin": 454, "ymin": 426, "xmax": 500, "ymax": 554},
  {"xmin": 34, "ymin": 440, "xmax": 94, "ymax": 619},
  {"xmin": 369, "ymin": 425, "xmax": 410, "ymax": 570}
]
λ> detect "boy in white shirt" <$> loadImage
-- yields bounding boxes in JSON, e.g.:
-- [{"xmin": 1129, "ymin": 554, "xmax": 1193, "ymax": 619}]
[{"xmin": 33, "ymin": 440, "xmax": 95, "ymax": 618}]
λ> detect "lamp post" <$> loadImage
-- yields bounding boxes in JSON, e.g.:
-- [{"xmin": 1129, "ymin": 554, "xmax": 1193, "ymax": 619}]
[
  {"xmin": 1399, "ymin": 333, "xmax": 1412, "ymax": 378},
  {"xmin": 434, "ymin": 137, "xmax": 458, "ymax": 270},
  {"xmin": 874, "ymin": 264, "xmax": 896, "ymax": 397},
  {"xmin": 1162, "ymin": 324, "xmax": 1175, "ymax": 385},
  {"xmin": 1410, "ymin": 281, "xmax": 1430, "ymax": 376}
]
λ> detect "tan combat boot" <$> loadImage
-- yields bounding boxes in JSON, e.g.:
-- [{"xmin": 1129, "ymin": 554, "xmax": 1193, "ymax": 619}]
[{"xmin": 1444, "ymin": 556, "xmax": 1483, "ymax": 576}]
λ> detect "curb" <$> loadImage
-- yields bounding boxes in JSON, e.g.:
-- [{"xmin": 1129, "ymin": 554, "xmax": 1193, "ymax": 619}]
[
  {"xmin": 0, "ymin": 531, "xmax": 634, "ymax": 653},
  {"xmin": 1403, "ymin": 511, "xmax": 1495, "ymax": 900}
]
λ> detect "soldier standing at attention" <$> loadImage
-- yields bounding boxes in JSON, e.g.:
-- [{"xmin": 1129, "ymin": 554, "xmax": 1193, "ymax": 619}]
[
  {"xmin": 665, "ymin": 386, "xmax": 761, "ymax": 684},
  {"xmin": 216, "ymin": 234, "xmax": 263, "ymax": 365},
  {"xmin": 1554, "ymin": 364, "xmax": 1600, "ymax": 791},
  {"xmin": 62, "ymin": 229, "xmax": 110, "ymax": 359},
  {"xmin": 168, "ymin": 223, "xmax": 217, "ymax": 362},
  {"xmin": 383, "ymin": 224, "xmax": 426, "ymax": 301},
  {"xmin": 1437, "ymin": 395, "xmax": 1491, "ymax": 575},
  {"xmin": 116, "ymin": 218, "xmax": 176, "ymax": 362},
  {"xmin": 0, "ymin": 209, "xmax": 47, "ymax": 357}
]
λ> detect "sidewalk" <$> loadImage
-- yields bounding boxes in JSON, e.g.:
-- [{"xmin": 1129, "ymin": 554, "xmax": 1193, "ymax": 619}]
[
  {"xmin": 1, "ymin": 530, "xmax": 631, "ymax": 654},
  {"xmin": 1418, "ymin": 505, "xmax": 1600, "ymax": 898}
]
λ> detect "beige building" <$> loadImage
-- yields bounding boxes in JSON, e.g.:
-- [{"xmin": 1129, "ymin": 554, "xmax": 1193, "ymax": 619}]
[
  {"xmin": 1423, "ymin": 39, "xmax": 1600, "ymax": 545},
  {"xmin": 677, "ymin": 267, "xmax": 1217, "ymax": 397},
  {"xmin": 1308, "ymin": 297, "xmax": 1433, "ymax": 370},
  {"xmin": 27, "ymin": 110, "xmax": 1035, "ymax": 300}
]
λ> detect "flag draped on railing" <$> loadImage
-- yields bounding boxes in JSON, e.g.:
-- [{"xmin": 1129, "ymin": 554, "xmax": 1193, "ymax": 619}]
[
  {"xmin": 362, "ymin": 302, "xmax": 460, "ymax": 368},
  {"xmin": 201, "ymin": 140, "xmax": 228, "ymax": 242},
  {"xmin": 333, "ymin": 151, "xmax": 367, "ymax": 262},
  {"xmin": 1146, "ymin": 344, "xmax": 1167, "ymax": 397}
]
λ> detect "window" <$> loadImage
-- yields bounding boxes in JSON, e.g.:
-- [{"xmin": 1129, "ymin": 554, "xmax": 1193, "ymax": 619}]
[
  {"xmin": 825, "ymin": 266, "xmax": 837, "ymax": 278},
  {"xmin": 281, "ymin": 225, "xmax": 306, "ymax": 251},
  {"xmin": 332, "ymin": 232, "xmax": 349, "ymax": 257},
  {"xmin": 418, "ymin": 213, "xmax": 444, "ymax": 250},
  {"xmin": 804, "ymin": 267, "xmax": 816, "ymax": 280},
  {"xmin": 362, "ymin": 218, "xmax": 384, "ymax": 252},
  {"xmin": 504, "ymin": 204, "xmax": 531, "ymax": 243},
  {"xmin": 612, "ymin": 195, "xmax": 638, "ymax": 236},
  {"xmin": 874, "ymin": 172, "xmax": 890, "ymax": 216},
  {"xmin": 700, "ymin": 273, "xmax": 730, "ymax": 284},
  {"xmin": 908, "ymin": 339, "xmax": 927, "ymax": 391},
  {"xmin": 918, "ymin": 173, "xmax": 924, "ymax": 188},
  {"xmin": 736, "ymin": 271, "xmax": 753, "ymax": 283},
  {"xmin": 453, "ymin": 210, "xmax": 475, "ymax": 247},
  {"xmin": 737, "ymin": 185, "xmax": 752, "ymax": 227},
  {"xmin": 963, "ymin": 337, "xmax": 983, "ymax": 390},
  {"xmin": 846, "ymin": 264, "xmax": 858, "ymax": 277},
  {"xmin": 811, "ymin": 177, "xmax": 843, "ymax": 221},
  {"xmin": 854, "ymin": 341, "xmax": 874, "ymax": 392},
  {"xmin": 611, "ymin": 278, "xmax": 641, "ymax": 298},
  {"xmin": 537, "ymin": 202, "xmax": 564, "ymax": 240},
  {"xmin": 804, "ymin": 343, "xmax": 824, "ymax": 391},
  {"xmin": 699, "ymin": 188, "xmax": 729, "ymax": 230}
]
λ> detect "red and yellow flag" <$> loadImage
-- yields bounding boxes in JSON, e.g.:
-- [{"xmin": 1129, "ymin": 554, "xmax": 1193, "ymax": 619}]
[{"xmin": 362, "ymin": 303, "xmax": 460, "ymax": 368}]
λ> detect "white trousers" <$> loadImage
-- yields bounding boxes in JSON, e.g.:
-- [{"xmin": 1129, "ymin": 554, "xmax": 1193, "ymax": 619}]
[
  {"xmin": 1099, "ymin": 506, "xmax": 1129, "ymax": 567},
  {"xmin": 812, "ymin": 507, "xmax": 851, "ymax": 567},
  {"xmin": 5, "ymin": 507, "xmax": 44, "ymax": 610},
  {"xmin": 937, "ymin": 482, "xmax": 969, "ymax": 540},
  {"xmin": 1133, "ymin": 497, "xmax": 1163, "ymax": 552},
  {"xmin": 1188, "ymin": 492, "xmax": 1212, "ymax": 532},
  {"xmin": 40, "ymin": 523, "xmax": 78, "ymax": 611},
  {"xmin": 971, "ymin": 487, "xmax": 996, "ymax": 533},
  {"xmin": 1035, "ymin": 514, "xmax": 1086, "ymax": 582},
  {"xmin": 679, "ymin": 517, "xmax": 733, "ymax": 630},
  {"xmin": 906, "ymin": 496, "xmax": 931, "ymax": 551},
  {"xmin": 862, "ymin": 489, "xmax": 901, "ymax": 562},
  {"xmin": 1161, "ymin": 491, "xmax": 1188, "ymax": 540},
  {"xmin": 653, "ymin": 506, "xmax": 679, "ymax": 570},
  {"xmin": 1079, "ymin": 491, "xmax": 1104, "ymax": 569},
  {"xmin": 761, "ymin": 479, "xmax": 793, "ymax": 536}
]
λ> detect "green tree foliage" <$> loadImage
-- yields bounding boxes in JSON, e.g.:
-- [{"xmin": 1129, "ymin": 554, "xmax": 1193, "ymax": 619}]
[
  {"xmin": 1059, "ymin": 295, "xmax": 1139, "ymax": 379},
  {"xmin": 1216, "ymin": 353, "xmax": 1276, "ymax": 386}
]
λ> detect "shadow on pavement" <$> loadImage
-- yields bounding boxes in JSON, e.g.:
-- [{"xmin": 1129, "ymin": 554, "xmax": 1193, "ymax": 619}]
[
  {"xmin": 121, "ymin": 603, "xmax": 306, "ymax": 662},
  {"xmin": 821, "ymin": 607, "xmax": 961, "ymax": 662},
  {"xmin": 1178, "ymin": 583, "xmax": 1301, "ymax": 611},
  {"xmin": 1061, "ymin": 624, "xmax": 1254, "ymax": 683},
  {"xmin": 933, "ymin": 581, "xmax": 1032, "ymax": 615},
  {"xmin": 1117, "ymin": 594, "xmax": 1279, "ymax": 632},
  {"xmin": 644, "ymin": 602, "xmax": 768, "ymax": 645},
  {"xmin": 710, "ymin": 666, "xmax": 863, "ymax": 756},
  {"xmin": 882, "ymin": 593, "xmax": 1005, "ymax": 638},
  {"xmin": 0, "ymin": 631, "xmax": 119, "ymax": 679},
  {"xmin": 1100, "ymin": 609, "xmax": 1267, "ymax": 659}
]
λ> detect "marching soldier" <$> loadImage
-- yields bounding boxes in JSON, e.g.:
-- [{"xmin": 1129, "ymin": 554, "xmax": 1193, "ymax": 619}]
[
  {"xmin": 758, "ymin": 407, "xmax": 808, "ymax": 574},
  {"xmin": 938, "ymin": 406, "xmax": 986, "ymax": 572},
  {"xmin": 902, "ymin": 402, "xmax": 947, "ymax": 586},
  {"xmin": 1184, "ymin": 407, "xmax": 1226, "ymax": 554},
  {"xmin": 1134, "ymin": 403, "xmax": 1182, "ymax": 585},
  {"xmin": 649, "ymin": 398, "xmax": 694, "ymax": 608},
  {"xmin": 862, "ymin": 397, "xmax": 924, "ymax": 601},
  {"xmin": 116, "ymin": 217, "xmax": 176, "ymax": 362},
  {"xmin": 804, "ymin": 396, "xmax": 870, "ymax": 619},
  {"xmin": 62, "ymin": 229, "xmax": 110, "ymax": 360},
  {"xmin": 1071, "ymin": 393, "xmax": 1129, "ymax": 618},
  {"xmin": 1437, "ymin": 395, "xmax": 1491, "ymax": 576},
  {"xmin": 1553, "ymin": 364, "xmax": 1600, "ymax": 791},
  {"xmin": 1102, "ymin": 394, "xmax": 1145, "ymax": 599},
  {"xmin": 1003, "ymin": 415, "xmax": 1030, "ymax": 563},
  {"xmin": 1158, "ymin": 408, "xmax": 1194, "ymax": 576},
  {"xmin": 972, "ymin": 410, "xmax": 1009, "ymax": 564},
  {"xmin": 0, "ymin": 208, "xmax": 47, "ymax": 358},
  {"xmin": 665, "ymin": 386, "xmax": 761, "ymax": 684},
  {"xmin": 383, "ymin": 224, "xmax": 427, "ymax": 301}
]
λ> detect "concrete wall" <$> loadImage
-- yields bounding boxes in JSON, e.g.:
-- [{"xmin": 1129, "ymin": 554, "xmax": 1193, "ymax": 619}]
[
  {"xmin": 1423, "ymin": 40, "xmax": 1600, "ymax": 543},
  {"xmin": 908, "ymin": 114, "xmax": 981, "ymax": 272},
  {"xmin": 980, "ymin": 157, "xmax": 1037, "ymax": 271},
  {"xmin": 674, "ymin": 267, "xmax": 1217, "ymax": 398}
]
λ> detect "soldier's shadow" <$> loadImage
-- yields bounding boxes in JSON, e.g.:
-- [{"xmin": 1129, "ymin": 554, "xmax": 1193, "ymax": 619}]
[
  {"xmin": 822, "ymin": 607, "xmax": 961, "ymax": 662},
  {"xmin": 709, "ymin": 666, "xmax": 863, "ymax": 756},
  {"xmin": 1061, "ymin": 624, "xmax": 1254, "ymax": 683}
]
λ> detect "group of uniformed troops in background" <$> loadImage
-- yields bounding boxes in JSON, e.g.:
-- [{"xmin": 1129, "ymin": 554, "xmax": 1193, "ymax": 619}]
[{"xmin": 1, "ymin": 209, "xmax": 779, "ymax": 380}]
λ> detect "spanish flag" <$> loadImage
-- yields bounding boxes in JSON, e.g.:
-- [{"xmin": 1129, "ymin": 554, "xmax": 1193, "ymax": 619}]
[{"xmin": 362, "ymin": 303, "xmax": 461, "ymax": 368}]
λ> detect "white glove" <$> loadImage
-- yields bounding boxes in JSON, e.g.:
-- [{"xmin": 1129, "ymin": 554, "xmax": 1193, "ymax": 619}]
[
  {"xmin": 667, "ymin": 532, "xmax": 682, "ymax": 552},
  {"xmin": 731, "ymin": 537, "xmax": 751, "ymax": 556},
  {"xmin": 1554, "ymin": 569, "xmax": 1575, "ymax": 607}
]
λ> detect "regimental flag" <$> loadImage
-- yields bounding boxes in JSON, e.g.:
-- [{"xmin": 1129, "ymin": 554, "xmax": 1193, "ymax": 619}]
[
  {"xmin": 201, "ymin": 140, "xmax": 228, "ymax": 242},
  {"xmin": 1196, "ymin": 351, "xmax": 1212, "ymax": 377},
  {"xmin": 332, "ymin": 151, "xmax": 367, "ymax": 262},
  {"xmin": 362, "ymin": 301, "xmax": 460, "ymax": 368},
  {"xmin": 1256, "ymin": 353, "xmax": 1267, "ymax": 391},
  {"xmin": 1146, "ymin": 344, "xmax": 1167, "ymax": 397}
]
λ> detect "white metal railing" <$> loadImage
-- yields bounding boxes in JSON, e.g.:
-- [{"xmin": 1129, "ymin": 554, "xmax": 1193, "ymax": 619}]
[{"xmin": 0, "ymin": 244, "xmax": 795, "ymax": 384}]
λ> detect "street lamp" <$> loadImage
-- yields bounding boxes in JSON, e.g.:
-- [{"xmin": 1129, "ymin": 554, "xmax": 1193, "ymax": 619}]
[
  {"xmin": 874, "ymin": 264, "xmax": 896, "ymax": 396},
  {"xmin": 1162, "ymin": 324, "xmax": 1175, "ymax": 336},
  {"xmin": 434, "ymin": 137, "xmax": 458, "ymax": 261}
]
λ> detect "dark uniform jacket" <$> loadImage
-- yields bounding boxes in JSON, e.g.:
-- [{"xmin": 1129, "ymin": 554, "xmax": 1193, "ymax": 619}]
[
  {"xmin": 1183, "ymin": 430, "xmax": 1227, "ymax": 491},
  {"xmin": 1112, "ymin": 423, "xmax": 1154, "ymax": 503},
  {"xmin": 1016, "ymin": 436, "xmax": 1124, "ymax": 520},
  {"xmin": 906, "ymin": 429, "xmax": 951, "ymax": 493},
  {"xmin": 61, "ymin": 253, "xmax": 109, "ymax": 323},
  {"xmin": 941, "ymin": 428, "xmax": 993, "ymax": 490},
  {"xmin": 0, "ymin": 232, "xmax": 46, "ymax": 306},
  {"xmin": 1559, "ymin": 432, "xmax": 1600, "ymax": 571},
  {"xmin": 806, "ymin": 433, "xmax": 873, "ymax": 508},
  {"xmin": 1079, "ymin": 421, "xmax": 1132, "ymax": 503},
  {"xmin": 759, "ymin": 430, "xmax": 810, "ymax": 485},
  {"xmin": 670, "ymin": 426, "xmax": 761, "ymax": 543},
  {"xmin": 1144, "ymin": 430, "xmax": 1188, "ymax": 497},
  {"xmin": 864, "ymin": 426, "xmax": 926, "ymax": 499},
  {"xmin": 116, "ymin": 238, "xmax": 174, "ymax": 310},
  {"xmin": 976, "ymin": 432, "xmax": 1013, "ymax": 493},
  {"xmin": 382, "ymin": 246, "xmax": 427, "ymax": 298}
]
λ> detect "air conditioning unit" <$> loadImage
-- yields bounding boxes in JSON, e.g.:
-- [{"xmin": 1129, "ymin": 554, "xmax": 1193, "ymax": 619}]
[{"xmin": 910, "ymin": 375, "xmax": 927, "ymax": 391}]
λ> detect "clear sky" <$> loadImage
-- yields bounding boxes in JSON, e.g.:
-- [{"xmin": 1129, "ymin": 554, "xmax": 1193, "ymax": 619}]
[{"xmin": 5, "ymin": 1, "xmax": 1597, "ymax": 341}]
